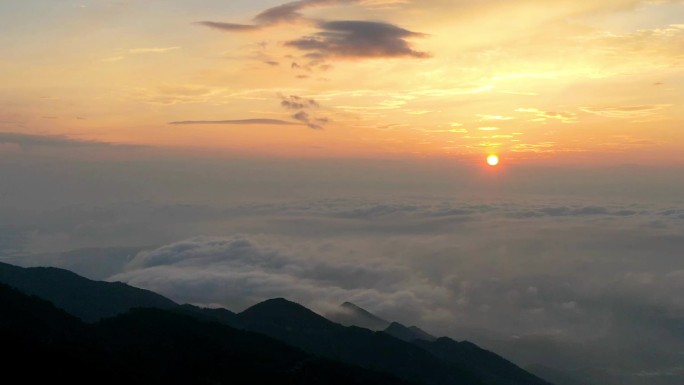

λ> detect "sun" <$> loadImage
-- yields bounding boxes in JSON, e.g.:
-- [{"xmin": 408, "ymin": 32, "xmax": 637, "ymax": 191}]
[{"xmin": 486, "ymin": 155, "xmax": 500, "ymax": 166}]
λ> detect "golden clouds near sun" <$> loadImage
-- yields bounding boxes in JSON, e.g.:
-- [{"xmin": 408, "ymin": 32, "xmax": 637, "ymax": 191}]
[{"xmin": 487, "ymin": 155, "xmax": 500, "ymax": 166}]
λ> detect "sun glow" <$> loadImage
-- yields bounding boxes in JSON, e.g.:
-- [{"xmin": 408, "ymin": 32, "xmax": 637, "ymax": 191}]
[{"xmin": 487, "ymin": 155, "xmax": 500, "ymax": 166}]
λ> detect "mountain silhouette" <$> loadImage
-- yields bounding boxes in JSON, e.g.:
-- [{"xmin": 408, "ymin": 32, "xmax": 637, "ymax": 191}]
[
  {"xmin": 324, "ymin": 301, "xmax": 551, "ymax": 385},
  {"xmin": 238, "ymin": 297, "xmax": 486, "ymax": 385},
  {"xmin": 326, "ymin": 301, "xmax": 391, "ymax": 330},
  {"xmin": 414, "ymin": 338, "xmax": 553, "ymax": 385},
  {"xmin": 385, "ymin": 321, "xmax": 437, "ymax": 342},
  {"xmin": 0, "ymin": 261, "xmax": 176, "ymax": 322},
  {"xmin": 0, "ymin": 282, "xmax": 416, "ymax": 385},
  {"xmin": 175, "ymin": 303, "xmax": 242, "ymax": 328},
  {"xmin": 0, "ymin": 261, "xmax": 555, "ymax": 385}
]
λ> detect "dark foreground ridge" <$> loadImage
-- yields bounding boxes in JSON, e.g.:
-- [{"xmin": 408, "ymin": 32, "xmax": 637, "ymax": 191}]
[
  {"xmin": 0, "ymin": 283, "xmax": 416, "ymax": 385},
  {"xmin": 0, "ymin": 261, "xmax": 555, "ymax": 385}
]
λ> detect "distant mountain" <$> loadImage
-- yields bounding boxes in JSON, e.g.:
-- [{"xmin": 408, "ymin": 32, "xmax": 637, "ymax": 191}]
[
  {"xmin": 413, "ymin": 338, "xmax": 553, "ymax": 385},
  {"xmin": 238, "ymin": 298, "xmax": 485, "ymax": 385},
  {"xmin": 326, "ymin": 302, "xmax": 436, "ymax": 342},
  {"xmin": 324, "ymin": 300, "xmax": 549, "ymax": 385},
  {"xmin": 1, "ymin": 246, "xmax": 146, "ymax": 280},
  {"xmin": 326, "ymin": 301, "xmax": 391, "ymax": 330},
  {"xmin": 242, "ymin": 298, "xmax": 336, "ymax": 331},
  {"xmin": 0, "ymin": 283, "xmax": 416, "ymax": 385},
  {"xmin": 0, "ymin": 261, "xmax": 177, "ymax": 322},
  {"xmin": 385, "ymin": 321, "xmax": 437, "ymax": 342}
]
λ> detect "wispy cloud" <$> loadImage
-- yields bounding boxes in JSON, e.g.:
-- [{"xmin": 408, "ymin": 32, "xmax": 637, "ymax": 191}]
[
  {"xmin": 128, "ymin": 47, "xmax": 181, "ymax": 54},
  {"xmin": 196, "ymin": 21, "xmax": 260, "ymax": 32},
  {"xmin": 516, "ymin": 108, "xmax": 577, "ymax": 123},
  {"xmin": 0, "ymin": 132, "xmax": 134, "ymax": 148},
  {"xmin": 198, "ymin": 0, "xmax": 358, "ymax": 32},
  {"xmin": 103, "ymin": 47, "xmax": 181, "ymax": 62},
  {"xmin": 169, "ymin": 119, "xmax": 300, "ymax": 126},
  {"xmin": 580, "ymin": 104, "xmax": 671, "ymax": 119},
  {"xmin": 130, "ymin": 84, "xmax": 225, "ymax": 105},
  {"xmin": 478, "ymin": 114, "xmax": 514, "ymax": 121}
]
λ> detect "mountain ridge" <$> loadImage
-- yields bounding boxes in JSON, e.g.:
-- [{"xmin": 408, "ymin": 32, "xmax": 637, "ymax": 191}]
[
  {"xmin": 0, "ymin": 261, "xmax": 555, "ymax": 385},
  {"xmin": 0, "ymin": 261, "xmax": 177, "ymax": 322},
  {"xmin": 385, "ymin": 321, "xmax": 437, "ymax": 342},
  {"xmin": 0, "ymin": 282, "xmax": 417, "ymax": 385}
]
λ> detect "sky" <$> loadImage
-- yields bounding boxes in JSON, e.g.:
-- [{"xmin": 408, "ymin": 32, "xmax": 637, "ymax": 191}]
[
  {"xmin": 1, "ymin": 0, "xmax": 684, "ymax": 162},
  {"xmin": 2, "ymin": 2, "xmax": 684, "ymax": 385}
]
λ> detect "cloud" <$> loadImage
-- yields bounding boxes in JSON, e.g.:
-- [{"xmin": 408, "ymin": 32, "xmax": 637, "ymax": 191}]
[
  {"xmin": 131, "ymin": 84, "xmax": 226, "ymax": 105},
  {"xmin": 169, "ymin": 119, "xmax": 301, "ymax": 126},
  {"xmin": 281, "ymin": 95, "xmax": 320, "ymax": 110},
  {"xmin": 128, "ymin": 47, "xmax": 181, "ymax": 54},
  {"xmin": 279, "ymin": 94, "xmax": 329, "ymax": 129},
  {"xmin": 0, "ymin": 132, "xmax": 130, "ymax": 148},
  {"xmin": 196, "ymin": 21, "xmax": 260, "ymax": 32},
  {"xmin": 164, "ymin": 95, "xmax": 327, "ymax": 129},
  {"xmin": 101, "ymin": 201, "xmax": 684, "ymax": 345},
  {"xmin": 253, "ymin": 0, "xmax": 354, "ymax": 25},
  {"xmin": 198, "ymin": 1, "xmax": 428, "ymax": 61},
  {"xmin": 103, "ymin": 47, "xmax": 181, "ymax": 62},
  {"xmin": 516, "ymin": 108, "xmax": 577, "ymax": 123},
  {"xmin": 594, "ymin": 23, "xmax": 684, "ymax": 56},
  {"xmin": 478, "ymin": 114, "xmax": 514, "ymax": 121},
  {"xmin": 97, "ymin": 197, "xmax": 684, "ymax": 385},
  {"xmin": 198, "ymin": 0, "xmax": 357, "ymax": 32},
  {"xmin": 4, "ymin": 150, "xmax": 684, "ymax": 385},
  {"xmin": 111, "ymin": 235, "xmax": 413, "ymax": 311},
  {"xmin": 292, "ymin": 111, "xmax": 328, "ymax": 129},
  {"xmin": 580, "ymin": 104, "xmax": 672, "ymax": 119},
  {"xmin": 286, "ymin": 20, "xmax": 429, "ymax": 59}
]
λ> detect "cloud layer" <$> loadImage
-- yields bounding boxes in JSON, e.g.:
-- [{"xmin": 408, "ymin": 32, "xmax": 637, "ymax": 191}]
[
  {"xmin": 0, "ymin": 132, "xmax": 133, "ymax": 148},
  {"xmin": 88, "ymin": 197, "xmax": 684, "ymax": 385},
  {"xmin": 2, "ymin": 143, "xmax": 684, "ymax": 385}
]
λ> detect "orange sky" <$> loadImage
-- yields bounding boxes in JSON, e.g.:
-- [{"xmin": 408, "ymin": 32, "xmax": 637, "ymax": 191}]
[{"xmin": 1, "ymin": 0, "xmax": 683, "ymax": 164}]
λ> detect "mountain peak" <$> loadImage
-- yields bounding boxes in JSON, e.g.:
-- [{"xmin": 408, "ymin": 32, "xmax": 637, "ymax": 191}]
[
  {"xmin": 325, "ymin": 301, "xmax": 390, "ymax": 331},
  {"xmin": 238, "ymin": 297, "xmax": 334, "ymax": 331},
  {"xmin": 385, "ymin": 321, "xmax": 436, "ymax": 342}
]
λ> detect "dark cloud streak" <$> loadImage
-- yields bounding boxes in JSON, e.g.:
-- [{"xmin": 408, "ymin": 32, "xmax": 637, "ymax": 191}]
[
  {"xmin": 196, "ymin": 21, "xmax": 260, "ymax": 32},
  {"xmin": 198, "ymin": 0, "xmax": 356, "ymax": 32},
  {"xmin": 287, "ymin": 20, "xmax": 429, "ymax": 59},
  {"xmin": 197, "ymin": 1, "xmax": 429, "ymax": 61},
  {"xmin": 292, "ymin": 111, "xmax": 326, "ymax": 129},
  {"xmin": 0, "ymin": 132, "xmax": 135, "ymax": 148},
  {"xmin": 169, "ymin": 119, "xmax": 301, "ymax": 126}
]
